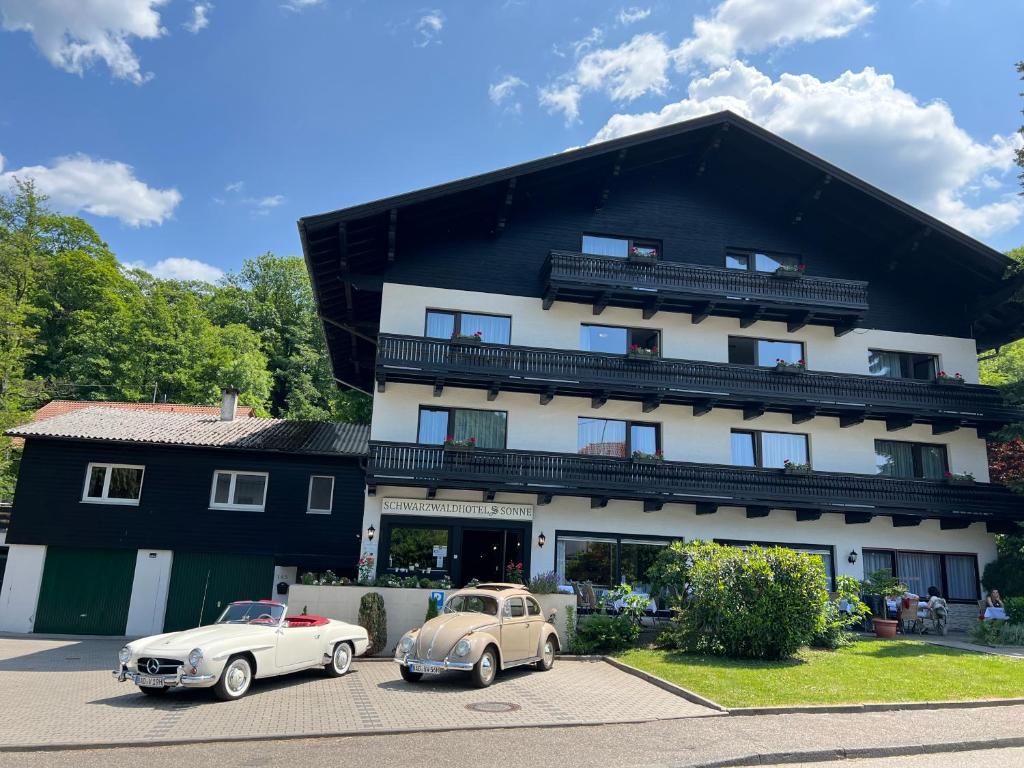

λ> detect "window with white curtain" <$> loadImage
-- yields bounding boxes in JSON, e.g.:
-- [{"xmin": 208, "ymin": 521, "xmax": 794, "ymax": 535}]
[
  {"xmin": 578, "ymin": 418, "xmax": 659, "ymax": 457},
  {"xmin": 863, "ymin": 549, "xmax": 979, "ymax": 602},
  {"xmin": 418, "ymin": 407, "xmax": 507, "ymax": 449},
  {"xmin": 425, "ymin": 310, "xmax": 511, "ymax": 344},
  {"xmin": 725, "ymin": 250, "xmax": 800, "ymax": 272},
  {"xmin": 731, "ymin": 430, "xmax": 809, "ymax": 469},
  {"xmin": 897, "ymin": 552, "xmax": 942, "ymax": 597},
  {"xmin": 874, "ymin": 440, "xmax": 947, "ymax": 480},
  {"xmin": 868, "ymin": 350, "xmax": 937, "ymax": 381}
]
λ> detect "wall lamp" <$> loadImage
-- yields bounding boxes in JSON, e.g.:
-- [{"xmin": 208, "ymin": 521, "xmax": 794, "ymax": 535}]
[
  {"xmin": 537, "ymin": 532, "xmax": 546, "ymax": 548},
  {"xmin": 367, "ymin": 524, "xmax": 376, "ymax": 542},
  {"xmin": 848, "ymin": 549, "xmax": 858, "ymax": 565}
]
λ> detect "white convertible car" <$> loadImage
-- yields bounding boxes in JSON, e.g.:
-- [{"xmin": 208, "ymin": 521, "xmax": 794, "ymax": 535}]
[{"xmin": 113, "ymin": 600, "xmax": 369, "ymax": 700}]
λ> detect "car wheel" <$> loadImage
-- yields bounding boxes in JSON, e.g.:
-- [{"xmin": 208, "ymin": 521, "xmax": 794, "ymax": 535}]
[
  {"xmin": 535, "ymin": 636, "xmax": 556, "ymax": 671},
  {"xmin": 138, "ymin": 685, "xmax": 170, "ymax": 696},
  {"xmin": 213, "ymin": 655, "xmax": 253, "ymax": 701},
  {"xmin": 400, "ymin": 665, "xmax": 423, "ymax": 682},
  {"xmin": 325, "ymin": 642, "xmax": 353, "ymax": 677},
  {"xmin": 471, "ymin": 647, "xmax": 497, "ymax": 688}
]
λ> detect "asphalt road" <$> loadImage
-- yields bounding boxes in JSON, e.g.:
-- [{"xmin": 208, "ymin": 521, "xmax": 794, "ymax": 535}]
[{"xmin": 787, "ymin": 747, "xmax": 1024, "ymax": 767}]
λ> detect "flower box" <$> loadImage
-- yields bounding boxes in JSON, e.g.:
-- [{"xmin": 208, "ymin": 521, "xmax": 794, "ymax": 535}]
[
  {"xmin": 627, "ymin": 349, "xmax": 658, "ymax": 360},
  {"xmin": 632, "ymin": 451, "xmax": 664, "ymax": 463},
  {"xmin": 773, "ymin": 363, "xmax": 805, "ymax": 373},
  {"xmin": 628, "ymin": 252, "xmax": 659, "ymax": 266},
  {"xmin": 772, "ymin": 269, "xmax": 803, "ymax": 280},
  {"xmin": 782, "ymin": 466, "xmax": 811, "ymax": 475},
  {"xmin": 944, "ymin": 476, "xmax": 975, "ymax": 486},
  {"xmin": 633, "ymin": 457, "xmax": 663, "ymax": 464},
  {"xmin": 450, "ymin": 335, "xmax": 482, "ymax": 346},
  {"xmin": 443, "ymin": 443, "xmax": 476, "ymax": 452},
  {"xmin": 935, "ymin": 377, "xmax": 965, "ymax": 386}
]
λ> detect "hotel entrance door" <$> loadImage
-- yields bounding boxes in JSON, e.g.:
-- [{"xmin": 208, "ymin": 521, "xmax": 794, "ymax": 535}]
[{"xmin": 460, "ymin": 528, "xmax": 524, "ymax": 586}]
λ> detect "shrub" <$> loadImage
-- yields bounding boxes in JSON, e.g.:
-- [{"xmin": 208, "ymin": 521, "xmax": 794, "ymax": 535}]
[
  {"xmin": 570, "ymin": 613, "xmax": 640, "ymax": 654},
  {"xmin": 810, "ymin": 575, "xmax": 871, "ymax": 650},
  {"xmin": 654, "ymin": 540, "xmax": 828, "ymax": 660},
  {"xmin": 969, "ymin": 620, "xmax": 1024, "ymax": 646},
  {"xmin": 358, "ymin": 592, "xmax": 388, "ymax": 656},
  {"xmin": 564, "ymin": 605, "xmax": 576, "ymax": 651},
  {"xmin": 1006, "ymin": 596, "xmax": 1024, "ymax": 625},
  {"xmin": 527, "ymin": 570, "xmax": 560, "ymax": 594},
  {"xmin": 425, "ymin": 596, "xmax": 439, "ymax": 621}
]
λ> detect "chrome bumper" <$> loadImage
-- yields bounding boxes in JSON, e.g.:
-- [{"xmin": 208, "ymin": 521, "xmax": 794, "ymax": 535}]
[
  {"xmin": 394, "ymin": 655, "xmax": 473, "ymax": 672},
  {"xmin": 113, "ymin": 668, "xmax": 217, "ymax": 687}
]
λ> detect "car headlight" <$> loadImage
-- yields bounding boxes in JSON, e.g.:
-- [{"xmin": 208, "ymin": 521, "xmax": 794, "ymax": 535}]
[
  {"xmin": 188, "ymin": 648, "xmax": 204, "ymax": 667},
  {"xmin": 454, "ymin": 639, "xmax": 471, "ymax": 657},
  {"xmin": 400, "ymin": 635, "xmax": 416, "ymax": 653},
  {"xmin": 118, "ymin": 646, "xmax": 131, "ymax": 664}
]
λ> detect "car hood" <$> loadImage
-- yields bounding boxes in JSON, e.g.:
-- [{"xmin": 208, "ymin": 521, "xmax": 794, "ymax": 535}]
[
  {"xmin": 413, "ymin": 613, "xmax": 498, "ymax": 661},
  {"xmin": 133, "ymin": 624, "xmax": 275, "ymax": 657}
]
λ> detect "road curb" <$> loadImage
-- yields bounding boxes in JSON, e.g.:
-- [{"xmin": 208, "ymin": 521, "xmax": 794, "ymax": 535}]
[
  {"xmin": 600, "ymin": 656, "xmax": 727, "ymax": 712},
  {"xmin": 688, "ymin": 735, "xmax": 1024, "ymax": 767}
]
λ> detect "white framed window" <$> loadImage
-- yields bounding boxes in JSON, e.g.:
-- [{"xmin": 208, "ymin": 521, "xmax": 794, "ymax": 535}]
[
  {"xmin": 209, "ymin": 470, "xmax": 268, "ymax": 511},
  {"xmin": 82, "ymin": 463, "xmax": 145, "ymax": 505},
  {"xmin": 307, "ymin": 475, "xmax": 334, "ymax": 514}
]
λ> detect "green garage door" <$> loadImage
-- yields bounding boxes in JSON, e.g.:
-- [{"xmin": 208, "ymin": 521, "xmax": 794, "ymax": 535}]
[
  {"xmin": 34, "ymin": 547, "xmax": 137, "ymax": 636},
  {"xmin": 163, "ymin": 552, "xmax": 273, "ymax": 631}
]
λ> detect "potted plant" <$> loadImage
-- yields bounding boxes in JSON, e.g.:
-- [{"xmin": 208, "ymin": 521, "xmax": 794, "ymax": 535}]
[
  {"xmin": 632, "ymin": 449, "xmax": 664, "ymax": 464},
  {"xmin": 944, "ymin": 470, "xmax": 976, "ymax": 486},
  {"xmin": 860, "ymin": 569, "xmax": 907, "ymax": 639},
  {"xmin": 935, "ymin": 370, "xmax": 965, "ymax": 385},
  {"xmin": 504, "ymin": 561, "xmax": 524, "ymax": 584},
  {"xmin": 773, "ymin": 358, "xmax": 806, "ymax": 373},
  {"xmin": 627, "ymin": 245, "xmax": 658, "ymax": 265},
  {"xmin": 627, "ymin": 343, "xmax": 658, "ymax": 359},
  {"xmin": 772, "ymin": 263, "xmax": 806, "ymax": 279},
  {"xmin": 444, "ymin": 435, "xmax": 476, "ymax": 451},
  {"xmin": 450, "ymin": 330, "xmax": 483, "ymax": 345},
  {"xmin": 782, "ymin": 458, "xmax": 811, "ymax": 474}
]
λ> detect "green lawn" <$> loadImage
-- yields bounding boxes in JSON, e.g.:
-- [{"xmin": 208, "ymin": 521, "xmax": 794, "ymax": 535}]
[{"xmin": 616, "ymin": 639, "xmax": 1024, "ymax": 708}]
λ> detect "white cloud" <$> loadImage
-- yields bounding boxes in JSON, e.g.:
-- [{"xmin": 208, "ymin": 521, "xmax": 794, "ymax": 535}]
[
  {"xmin": 489, "ymin": 75, "xmax": 526, "ymax": 113},
  {"xmin": 281, "ymin": 0, "xmax": 322, "ymax": 12},
  {"xmin": 224, "ymin": 180, "xmax": 244, "ymax": 193},
  {"xmin": 617, "ymin": 7, "xmax": 651, "ymax": 25},
  {"xmin": 592, "ymin": 63, "xmax": 1024, "ymax": 238},
  {"xmin": 0, "ymin": 152, "xmax": 181, "ymax": 227},
  {"xmin": 127, "ymin": 257, "xmax": 224, "ymax": 282},
  {"xmin": 0, "ymin": 0, "xmax": 169, "ymax": 84},
  {"xmin": 414, "ymin": 10, "xmax": 444, "ymax": 47},
  {"xmin": 673, "ymin": 0, "xmax": 875, "ymax": 70},
  {"xmin": 539, "ymin": 83, "xmax": 583, "ymax": 124},
  {"xmin": 250, "ymin": 194, "xmax": 285, "ymax": 209},
  {"xmin": 184, "ymin": 2, "xmax": 210, "ymax": 33}
]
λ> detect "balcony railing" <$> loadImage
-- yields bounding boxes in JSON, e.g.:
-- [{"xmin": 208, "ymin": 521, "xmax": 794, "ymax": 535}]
[
  {"xmin": 367, "ymin": 441, "xmax": 1024, "ymax": 528},
  {"xmin": 376, "ymin": 334, "xmax": 1023, "ymax": 431},
  {"xmin": 543, "ymin": 251, "xmax": 869, "ymax": 333}
]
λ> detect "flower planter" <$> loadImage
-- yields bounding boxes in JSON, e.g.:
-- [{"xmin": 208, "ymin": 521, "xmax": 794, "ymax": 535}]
[
  {"xmin": 450, "ymin": 336, "xmax": 482, "ymax": 346},
  {"xmin": 782, "ymin": 467, "xmax": 811, "ymax": 475},
  {"xmin": 633, "ymin": 457, "xmax": 664, "ymax": 465},
  {"xmin": 772, "ymin": 269, "xmax": 803, "ymax": 279},
  {"xmin": 443, "ymin": 444, "xmax": 476, "ymax": 452},
  {"xmin": 935, "ymin": 377, "xmax": 965, "ymax": 386},
  {"xmin": 773, "ymin": 364, "xmax": 805, "ymax": 374},
  {"xmin": 627, "ymin": 350, "xmax": 658, "ymax": 360},
  {"xmin": 872, "ymin": 618, "xmax": 898, "ymax": 639},
  {"xmin": 945, "ymin": 477, "xmax": 975, "ymax": 486},
  {"xmin": 628, "ymin": 253, "xmax": 658, "ymax": 266}
]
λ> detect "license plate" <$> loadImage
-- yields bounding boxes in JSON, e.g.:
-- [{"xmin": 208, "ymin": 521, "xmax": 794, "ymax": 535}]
[
  {"xmin": 137, "ymin": 675, "xmax": 166, "ymax": 688},
  {"xmin": 410, "ymin": 664, "xmax": 441, "ymax": 675}
]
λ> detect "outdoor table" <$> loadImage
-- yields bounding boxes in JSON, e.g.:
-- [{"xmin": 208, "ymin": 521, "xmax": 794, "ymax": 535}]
[
  {"xmin": 985, "ymin": 607, "xmax": 1008, "ymax": 620},
  {"xmin": 612, "ymin": 592, "xmax": 657, "ymax": 612},
  {"xmin": 557, "ymin": 584, "xmax": 574, "ymax": 594}
]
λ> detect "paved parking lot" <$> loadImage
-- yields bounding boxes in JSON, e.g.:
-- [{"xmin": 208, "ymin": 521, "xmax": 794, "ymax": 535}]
[{"xmin": 0, "ymin": 636, "xmax": 717, "ymax": 749}]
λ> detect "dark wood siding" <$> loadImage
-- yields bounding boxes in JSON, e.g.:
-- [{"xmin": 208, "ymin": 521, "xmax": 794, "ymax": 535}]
[{"xmin": 7, "ymin": 438, "xmax": 364, "ymax": 569}]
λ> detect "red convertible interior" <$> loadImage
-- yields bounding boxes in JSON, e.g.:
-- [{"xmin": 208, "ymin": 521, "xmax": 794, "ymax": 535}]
[{"xmin": 285, "ymin": 615, "xmax": 329, "ymax": 628}]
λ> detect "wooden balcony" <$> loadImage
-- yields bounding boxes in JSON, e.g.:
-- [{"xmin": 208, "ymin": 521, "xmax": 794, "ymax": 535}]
[
  {"xmin": 376, "ymin": 335, "xmax": 1023, "ymax": 433},
  {"xmin": 543, "ymin": 251, "xmax": 869, "ymax": 334},
  {"xmin": 367, "ymin": 441, "xmax": 1024, "ymax": 530}
]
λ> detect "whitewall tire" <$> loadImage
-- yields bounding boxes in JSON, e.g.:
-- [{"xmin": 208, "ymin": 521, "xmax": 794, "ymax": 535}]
[
  {"xmin": 325, "ymin": 642, "xmax": 353, "ymax": 677},
  {"xmin": 214, "ymin": 656, "xmax": 253, "ymax": 701}
]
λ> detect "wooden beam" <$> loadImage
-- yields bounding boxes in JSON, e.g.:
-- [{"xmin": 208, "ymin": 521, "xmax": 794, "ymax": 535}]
[
  {"xmin": 542, "ymin": 288, "xmax": 558, "ymax": 310},
  {"xmin": 932, "ymin": 420, "xmax": 960, "ymax": 436},
  {"xmin": 695, "ymin": 502, "xmax": 718, "ymax": 515},
  {"xmin": 693, "ymin": 400, "xmax": 715, "ymax": 417},
  {"xmin": 642, "ymin": 395, "xmax": 662, "ymax": 413},
  {"xmin": 386, "ymin": 208, "xmax": 397, "ymax": 262},
  {"xmin": 987, "ymin": 521, "xmax": 1021, "ymax": 535},
  {"xmin": 746, "ymin": 506, "xmax": 770, "ymax": 519},
  {"xmin": 796, "ymin": 510, "xmax": 822, "ymax": 522},
  {"xmin": 939, "ymin": 519, "xmax": 971, "ymax": 530},
  {"xmin": 743, "ymin": 403, "xmax": 766, "ymax": 421},
  {"xmin": 487, "ymin": 384, "xmax": 500, "ymax": 402},
  {"xmin": 484, "ymin": 490, "xmax": 496, "ymax": 502},
  {"xmin": 320, "ymin": 315, "xmax": 378, "ymax": 345},
  {"xmin": 643, "ymin": 499, "xmax": 663, "ymax": 513},
  {"xmin": 376, "ymin": 376, "xmax": 386, "ymax": 393},
  {"xmin": 537, "ymin": 493, "xmax": 553, "ymax": 506},
  {"xmin": 642, "ymin": 297, "xmax": 662, "ymax": 320},
  {"xmin": 591, "ymin": 497, "xmax": 609, "ymax": 509},
  {"xmin": 834, "ymin": 323, "xmax": 858, "ymax": 338},
  {"xmin": 433, "ymin": 380, "xmax": 444, "ymax": 397},
  {"xmin": 337, "ymin": 221, "xmax": 348, "ymax": 270},
  {"xmin": 885, "ymin": 416, "xmax": 914, "ymax": 432},
  {"xmin": 595, "ymin": 149, "xmax": 627, "ymax": 211},
  {"xmin": 539, "ymin": 389, "xmax": 555, "ymax": 406},
  {"xmin": 792, "ymin": 408, "xmax": 817, "ymax": 425},
  {"xmin": 426, "ymin": 487, "xmax": 437, "ymax": 499},
  {"xmin": 593, "ymin": 293, "xmax": 610, "ymax": 315},
  {"xmin": 787, "ymin": 312, "xmax": 811, "ymax": 333},
  {"xmin": 691, "ymin": 302, "xmax": 714, "ymax": 324},
  {"xmin": 495, "ymin": 177, "xmax": 517, "ymax": 232},
  {"xmin": 739, "ymin": 307, "xmax": 764, "ymax": 328},
  {"xmin": 366, "ymin": 484, "xmax": 376, "ymax": 497},
  {"xmin": 791, "ymin": 173, "xmax": 832, "ymax": 225},
  {"xmin": 844, "ymin": 512, "xmax": 873, "ymax": 524},
  {"xmin": 840, "ymin": 412, "xmax": 865, "ymax": 428},
  {"xmin": 891, "ymin": 515, "xmax": 922, "ymax": 527},
  {"xmin": 591, "ymin": 392, "xmax": 609, "ymax": 409}
]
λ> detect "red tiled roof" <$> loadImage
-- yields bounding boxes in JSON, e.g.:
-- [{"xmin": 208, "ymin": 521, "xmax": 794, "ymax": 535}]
[{"xmin": 32, "ymin": 400, "xmax": 254, "ymax": 421}]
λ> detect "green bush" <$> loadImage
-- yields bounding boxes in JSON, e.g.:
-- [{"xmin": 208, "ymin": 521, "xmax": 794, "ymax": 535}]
[
  {"xmin": 654, "ymin": 540, "xmax": 829, "ymax": 660},
  {"xmin": 982, "ymin": 534, "xmax": 1024, "ymax": 599},
  {"xmin": 358, "ymin": 592, "xmax": 388, "ymax": 656},
  {"xmin": 969, "ymin": 620, "xmax": 1024, "ymax": 646},
  {"xmin": 571, "ymin": 613, "xmax": 640, "ymax": 654},
  {"xmin": 1005, "ymin": 597, "xmax": 1024, "ymax": 625},
  {"xmin": 810, "ymin": 575, "xmax": 871, "ymax": 650},
  {"xmin": 425, "ymin": 596, "xmax": 439, "ymax": 621}
]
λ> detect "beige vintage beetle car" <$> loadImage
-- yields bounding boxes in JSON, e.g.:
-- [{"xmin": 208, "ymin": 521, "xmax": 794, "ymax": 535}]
[{"xmin": 394, "ymin": 583, "xmax": 559, "ymax": 687}]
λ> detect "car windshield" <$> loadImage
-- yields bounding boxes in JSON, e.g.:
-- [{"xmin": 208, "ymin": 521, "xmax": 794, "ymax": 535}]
[
  {"xmin": 215, "ymin": 602, "xmax": 286, "ymax": 625},
  {"xmin": 444, "ymin": 594, "xmax": 499, "ymax": 615}
]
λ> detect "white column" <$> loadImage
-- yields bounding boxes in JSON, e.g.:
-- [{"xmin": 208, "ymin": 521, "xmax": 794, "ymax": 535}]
[
  {"xmin": 0, "ymin": 544, "xmax": 47, "ymax": 633},
  {"xmin": 272, "ymin": 566, "xmax": 297, "ymax": 602},
  {"xmin": 125, "ymin": 550, "xmax": 173, "ymax": 637}
]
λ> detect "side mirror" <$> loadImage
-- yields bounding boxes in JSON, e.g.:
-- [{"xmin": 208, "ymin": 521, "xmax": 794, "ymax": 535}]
[{"xmin": 548, "ymin": 609, "xmax": 558, "ymax": 622}]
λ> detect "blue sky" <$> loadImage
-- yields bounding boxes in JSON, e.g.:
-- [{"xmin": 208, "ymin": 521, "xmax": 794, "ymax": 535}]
[{"xmin": 1, "ymin": 0, "xmax": 1022, "ymax": 281}]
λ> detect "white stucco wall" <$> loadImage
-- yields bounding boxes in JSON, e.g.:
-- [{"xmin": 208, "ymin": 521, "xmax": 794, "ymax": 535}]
[
  {"xmin": 0, "ymin": 544, "xmax": 46, "ymax": 633},
  {"xmin": 125, "ymin": 550, "xmax": 173, "ymax": 637}
]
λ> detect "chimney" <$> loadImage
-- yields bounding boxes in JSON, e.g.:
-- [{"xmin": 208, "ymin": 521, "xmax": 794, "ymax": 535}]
[{"xmin": 220, "ymin": 387, "xmax": 239, "ymax": 421}]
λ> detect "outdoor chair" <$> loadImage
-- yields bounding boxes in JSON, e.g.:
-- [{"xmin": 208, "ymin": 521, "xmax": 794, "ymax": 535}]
[
  {"xmin": 582, "ymin": 582, "xmax": 599, "ymax": 614},
  {"xmin": 572, "ymin": 582, "xmax": 594, "ymax": 615},
  {"xmin": 897, "ymin": 595, "xmax": 922, "ymax": 634},
  {"xmin": 922, "ymin": 598, "xmax": 949, "ymax": 636}
]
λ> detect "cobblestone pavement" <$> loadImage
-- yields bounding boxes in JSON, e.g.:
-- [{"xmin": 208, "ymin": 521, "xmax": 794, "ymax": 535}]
[{"xmin": 0, "ymin": 636, "xmax": 716, "ymax": 748}]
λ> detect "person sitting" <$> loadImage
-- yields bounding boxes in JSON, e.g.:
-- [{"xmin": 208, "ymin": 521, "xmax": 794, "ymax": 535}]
[
  {"xmin": 923, "ymin": 586, "xmax": 947, "ymax": 633},
  {"xmin": 986, "ymin": 589, "xmax": 1004, "ymax": 609}
]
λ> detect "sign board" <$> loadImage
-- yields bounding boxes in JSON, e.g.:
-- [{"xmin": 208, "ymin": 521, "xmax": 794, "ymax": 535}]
[
  {"xmin": 380, "ymin": 497, "xmax": 534, "ymax": 521},
  {"xmin": 430, "ymin": 590, "xmax": 445, "ymax": 613},
  {"xmin": 432, "ymin": 545, "xmax": 447, "ymax": 568}
]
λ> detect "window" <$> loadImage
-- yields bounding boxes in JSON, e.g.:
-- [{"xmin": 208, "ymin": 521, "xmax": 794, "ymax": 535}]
[
  {"xmin": 580, "ymin": 324, "xmax": 660, "ymax": 355},
  {"xmin": 82, "ymin": 463, "xmax": 144, "ymax": 505},
  {"xmin": 556, "ymin": 533, "xmax": 670, "ymax": 589},
  {"xmin": 731, "ymin": 430, "xmax": 809, "ymax": 469},
  {"xmin": 209, "ymin": 470, "xmax": 268, "ymax": 510},
  {"xmin": 418, "ymin": 407, "xmax": 507, "ymax": 449},
  {"xmin": 386, "ymin": 525, "xmax": 450, "ymax": 575},
  {"xmin": 863, "ymin": 549, "xmax": 979, "ymax": 603},
  {"xmin": 578, "ymin": 418, "xmax": 659, "ymax": 458},
  {"xmin": 725, "ymin": 250, "xmax": 800, "ymax": 273},
  {"xmin": 728, "ymin": 336, "xmax": 805, "ymax": 367},
  {"xmin": 526, "ymin": 597, "xmax": 541, "ymax": 616},
  {"xmin": 425, "ymin": 310, "xmax": 511, "ymax": 344},
  {"xmin": 504, "ymin": 597, "xmax": 526, "ymax": 618},
  {"xmin": 874, "ymin": 440, "xmax": 948, "ymax": 480},
  {"xmin": 868, "ymin": 350, "xmax": 937, "ymax": 381},
  {"xmin": 307, "ymin": 475, "xmax": 334, "ymax": 514},
  {"xmin": 717, "ymin": 539, "xmax": 835, "ymax": 591},
  {"xmin": 581, "ymin": 234, "xmax": 660, "ymax": 259}
]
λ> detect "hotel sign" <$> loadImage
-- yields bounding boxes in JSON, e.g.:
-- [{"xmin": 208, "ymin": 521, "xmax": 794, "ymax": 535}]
[{"xmin": 380, "ymin": 497, "xmax": 534, "ymax": 521}]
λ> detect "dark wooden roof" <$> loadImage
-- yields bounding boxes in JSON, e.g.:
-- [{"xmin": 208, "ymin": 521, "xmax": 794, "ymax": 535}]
[{"xmin": 299, "ymin": 110, "xmax": 1024, "ymax": 392}]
